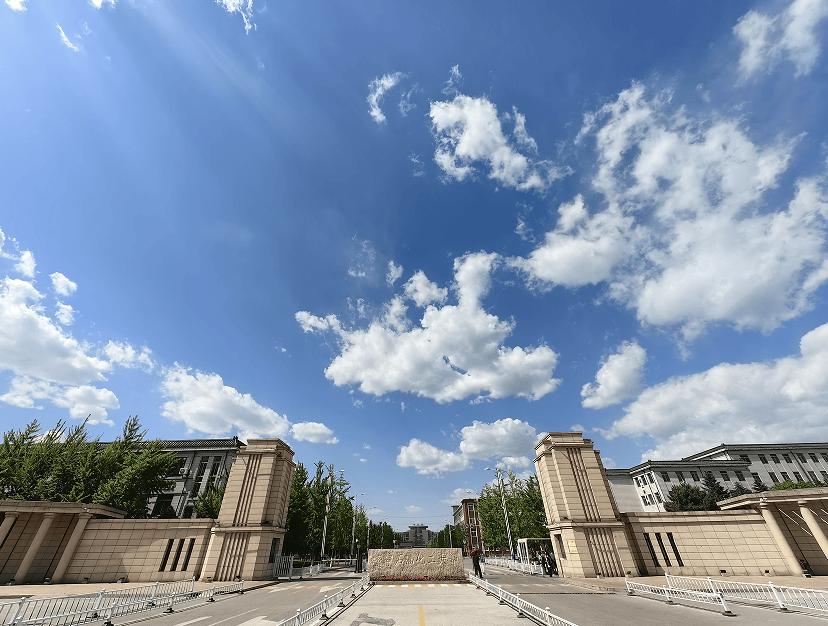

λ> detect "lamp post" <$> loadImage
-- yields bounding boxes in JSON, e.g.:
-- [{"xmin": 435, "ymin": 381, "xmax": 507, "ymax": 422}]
[
  {"xmin": 350, "ymin": 492, "xmax": 364, "ymax": 559},
  {"xmin": 484, "ymin": 468, "xmax": 514, "ymax": 558}
]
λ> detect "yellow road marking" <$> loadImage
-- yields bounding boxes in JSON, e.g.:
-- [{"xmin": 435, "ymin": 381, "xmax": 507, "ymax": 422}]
[{"xmin": 419, "ymin": 605, "xmax": 425, "ymax": 626}]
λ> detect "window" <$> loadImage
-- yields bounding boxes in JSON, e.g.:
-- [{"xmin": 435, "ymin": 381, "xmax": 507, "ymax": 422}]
[
  {"xmin": 655, "ymin": 493, "xmax": 663, "ymax": 503},
  {"xmin": 797, "ymin": 453, "xmax": 806, "ymax": 463},
  {"xmin": 793, "ymin": 472, "xmax": 803, "ymax": 482},
  {"xmin": 641, "ymin": 496, "xmax": 648, "ymax": 506},
  {"xmin": 783, "ymin": 454, "xmax": 792, "ymax": 464},
  {"xmin": 182, "ymin": 506, "xmax": 194, "ymax": 519},
  {"xmin": 661, "ymin": 472, "xmax": 671, "ymax": 482},
  {"xmin": 167, "ymin": 457, "xmax": 186, "ymax": 478},
  {"xmin": 810, "ymin": 453, "xmax": 818, "ymax": 463},
  {"xmin": 822, "ymin": 453, "xmax": 828, "ymax": 463},
  {"xmin": 769, "ymin": 472, "xmax": 779, "ymax": 483},
  {"xmin": 781, "ymin": 472, "xmax": 790, "ymax": 481},
  {"xmin": 643, "ymin": 533, "xmax": 660, "ymax": 567},
  {"xmin": 690, "ymin": 471, "xmax": 699, "ymax": 482},
  {"xmin": 821, "ymin": 471, "xmax": 828, "ymax": 483},
  {"xmin": 720, "ymin": 471, "xmax": 730, "ymax": 482},
  {"xmin": 808, "ymin": 471, "xmax": 818, "ymax": 483},
  {"xmin": 170, "ymin": 538, "xmax": 185, "ymax": 571},
  {"xmin": 470, "ymin": 527, "xmax": 477, "ymax": 536},
  {"xmin": 676, "ymin": 471, "xmax": 685, "ymax": 482},
  {"xmin": 159, "ymin": 539, "xmax": 174, "ymax": 572},
  {"xmin": 758, "ymin": 454, "xmax": 768, "ymax": 464},
  {"xmin": 181, "ymin": 538, "xmax": 196, "ymax": 571},
  {"xmin": 151, "ymin": 494, "xmax": 174, "ymax": 517},
  {"xmin": 667, "ymin": 533, "xmax": 685, "ymax": 567},
  {"xmin": 770, "ymin": 454, "xmax": 780, "ymax": 463},
  {"xmin": 468, "ymin": 502, "xmax": 475, "ymax": 510},
  {"xmin": 740, "ymin": 455, "xmax": 750, "ymax": 463},
  {"xmin": 655, "ymin": 533, "xmax": 672, "ymax": 566},
  {"xmin": 735, "ymin": 471, "xmax": 745, "ymax": 482},
  {"xmin": 648, "ymin": 473, "xmax": 656, "ymax": 484},
  {"xmin": 751, "ymin": 473, "xmax": 760, "ymax": 483},
  {"xmin": 634, "ymin": 477, "xmax": 641, "ymax": 487}
]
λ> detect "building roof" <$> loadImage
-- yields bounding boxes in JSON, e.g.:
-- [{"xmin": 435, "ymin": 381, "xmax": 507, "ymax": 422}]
[
  {"xmin": 609, "ymin": 459, "xmax": 751, "ymax": 474},
  {"xmin": 97, "ymin": 437, "xmax": 245, "ymax": 451},
  {"xmin": 682, "ymin": 442, "xmax": 828, "ymax": 461}
]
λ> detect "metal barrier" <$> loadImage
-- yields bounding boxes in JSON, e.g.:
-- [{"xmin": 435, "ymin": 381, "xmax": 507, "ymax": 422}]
[
  {"xmin": 288, "ymin": 563, "xmax": 327, "ymax": 579},
  {"xmin": 0, "ymin": 580, "xmax": 243, "ymax": 626},
  {"xmin": 468, "ymin": 573, "xmax": 578, "ymax": 626},
  {"xmin": 274, "ymin": 575, "xmax": 370, "ymax": 626},
  {"xmin": 625, "ymin": 580, "xmax": 733, "ymax": 616},
  {"xmin": 665, "ymin": 574, "xmax": 828, "ymax": 613},
  {"xmin": 485, "ymin": 557, "xmax": 543, "ymax": 575},
  {"xmin": 273, "ymin": 555, "xmax": 295, "ymax": 579}
]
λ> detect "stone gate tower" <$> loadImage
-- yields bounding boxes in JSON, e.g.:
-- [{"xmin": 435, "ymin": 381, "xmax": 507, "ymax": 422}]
[{"xmin": 534, "ymin": 432, "xmax": 637, "ymax": 578}]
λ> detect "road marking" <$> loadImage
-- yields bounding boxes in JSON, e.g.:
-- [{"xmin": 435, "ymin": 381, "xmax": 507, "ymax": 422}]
[
  {"xmin": 176, "ymin": 617, "xmax": 210, "ymax": 626},
  {"xmin": 269, "ymin": 584, "xmax": 301, "ymax": 592},
  {"xmin": 318, "ymin": 583, "xmax": 343, "ymax": 593},
  {"xmin": 205, "ymin": 609, "xmax": 257, "ymax": 626},
  {"xmin": 419, "ymin": 605, "xmax": 425, "ymax": 626}
]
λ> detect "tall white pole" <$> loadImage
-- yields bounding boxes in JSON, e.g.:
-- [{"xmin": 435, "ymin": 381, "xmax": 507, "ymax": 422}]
[
  {"xmin": 498, "ymin": 470, "xmax": 514, "ymax": 557},
  {"xmin": 320, "ymin": 471, "xmax": 334, "ymax": 559}
]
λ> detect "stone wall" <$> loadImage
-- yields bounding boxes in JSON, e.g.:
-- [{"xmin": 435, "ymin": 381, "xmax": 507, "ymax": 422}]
[{"xmin": 367, "ymin": 548, "xmax": 465, "ymax": 581}]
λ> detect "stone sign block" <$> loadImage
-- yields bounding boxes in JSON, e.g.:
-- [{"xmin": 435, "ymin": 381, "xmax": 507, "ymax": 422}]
[{"xmin": 367, "ymin": 548, "xmax": 465, "ymax": 581}]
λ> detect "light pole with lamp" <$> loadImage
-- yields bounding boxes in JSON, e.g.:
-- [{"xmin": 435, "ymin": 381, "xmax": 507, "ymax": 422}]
[
  {"xmin": 350, "ymin": 492, "xmax": 365, "ymax": 559},
  {"xmin": 484, "ymin": 468, "xmax": 514, "ymax": 559}
]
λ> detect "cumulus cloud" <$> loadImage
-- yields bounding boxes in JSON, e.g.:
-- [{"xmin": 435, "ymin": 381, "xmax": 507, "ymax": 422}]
[
  {"xmin": 367, "ymin": 72, "xmax": 404, "ymax": 124},
  {"xmin": 216, "ymin": 0, "xmax": 255, "ymax": 33},
  {"xmin": 397, "ymin": 417, "xmax": 539, "ymax": 476},
  {"xmin": 604, "ymin": 321, "xmax": 828, "ymax": 460},
  {"xmin": 403, "ymin": 270, "xmax": 448, "ymax": 307},
  {"xmin": 55, "ymin": 302, "xmax": 75, "ymax": 326},
  {"xmin": 5, "ymin": 0, "xmax": 27, "ymax": 11},
  {"xmin": 734, "ymin": 0, "xmax": 828, "ymax": 78},
  {"xmin": 442, "ymin": 487, "xmax": 473, "ymax": 505},
  {"xmin": 397, "ymin": 439, "xmax": 469, "ymax": 476},
  {"xmin": 0, "ymin": 376, "xmax": 119, "ymax": 425},
  {"xmin": 297, "ymin": 252, "xmax": 560, "ymax": 404},
  {"xmin": 50, "ymin": 272, "xmax": 77, "ymax": 297},
  {"xmin": 405, "ymin": 505, "xmax": 422, "ymax": 513},
  {"xmin": 291, "ymin": 421, "xmax": 339, "ymax": 444},
  {"xmin": 56, "ymin": 23, "xmax": 79, "ymax": 52},
  {"xmin": 161, "ymin": 365, "xmax": 291, "ymax": 439},
  {"xmin": 89, "ymin": 0, "xmax": 115, "ymax": 7},
  {"xmin": 430, "ymin": 94, "xmax": 566, "ymax": 192},
  {"xmin": 581, "ymin": 340, "xmax": 647, "ymax": 408},
  {"xmin": 387, "ymin": 261, "xmax": 403, "ymax": 286},
  {"xmin": 14, "ymin": 250, "xmax": 35, "ymax": 278},
  {"xmin": 516, "ymin": 83, "xmax": 828, "ymax": 342},
  {"xmin": 442, "ymin": 65, "xmax": 463, "ymax": 96},
  {"xmin": 103, "ymin": 341, "xmax": 154, "ymax": 372}
]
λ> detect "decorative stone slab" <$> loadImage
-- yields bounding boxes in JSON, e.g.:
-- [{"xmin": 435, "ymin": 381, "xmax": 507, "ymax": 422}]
[{"xmin": 367, "ymin": 548, "xmax": 465, "ymax": 581}]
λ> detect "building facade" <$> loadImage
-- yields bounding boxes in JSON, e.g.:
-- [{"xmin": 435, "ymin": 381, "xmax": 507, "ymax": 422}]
[
  {"xmin": 534, "ymin": 432, "xmax": 828, "ymax": 579},
  {"xmin": 452, "ymin": 498, "xmax": 483, "ymax": 555},
  {"xmin": 396, "ymin": 524, "xmax": 436, "ymax": 548}
]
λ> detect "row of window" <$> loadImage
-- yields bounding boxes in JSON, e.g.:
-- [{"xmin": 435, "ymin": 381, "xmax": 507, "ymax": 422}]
[
  {"xmin": 641, "ymin": 493, "xmax": 663, "ymax": 506},
  {"xmin": 753, "ymin": 452, "xmax": 828, "ymax": 465},
  {"xmin": 644, "ymin": 467, "xmax": 828, "ymax": 487}
]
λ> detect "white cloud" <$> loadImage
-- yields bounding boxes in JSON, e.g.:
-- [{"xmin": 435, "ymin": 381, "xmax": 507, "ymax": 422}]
[
  {"xmin": 14, "ymin": 250, "xmax": 35, "ymax": 277},
  {"xmin": 602, "ymin": 457, "xmax": 617, "ymax": 469},
  {"xmin": 367, "ymin": 72, "xmax": 404, "ymax": 124},
  {"xmin": 397, "ymin": 439, "xmax": 469, "ymax": 475},
  {"xmin": 55, "ymin": 302, "xmax": 75, "ymax": 326},
  {"xmin": 405, "ymin": 505, "xmax": 422, "ymax": 514},
  {"xmin": 734, "ymin": 0, "xmax": 828, "ymax": 79},
  {"xmin": 0, "ymin": 375, "xmax": 118, "ymax": 425},
  {"xmin": 459, "ymin": 418, "xmax": 538, "ymax": 460},
  {"xmin": 399, "ymin": 85, "xmax": 418, "ymax": 116},
  {"xmin": 348, "ymin": 237, "xmax": 377, "ymax": 278},
  {"xmin": 5, "ymin": 0, "xmax": 27, "ymax": 11},
  {"xmin": 403, "ymin": 270, "xmax": 448, "ymax": 307},
  {"xmin": 441, "ymin": 487, "xmax": 473, "ymax": 505},
  {"xmin": 430, "ymin": 95, "xmax": 566, "ymax": 192},
  {"xmin": 517, "ymin": 83, "xmax": 828, "ymax": 342},
  {"xmin": 103, "ymin": 340, "xmax": 154, "ymax": 372},
  {"xmin": 397, "ymin": 417, "xmax": 539, "ymax": 476},
  {"xmin": 56, "ymin": 23, "xmax": 80, "ymax": 52},
  {"xmin": 161, "ymin": 364, "xmax": 291, "ymax": 439},
  {"xmin": 297, "ymin": 252, "xmax": 560, "ymax": 403},
  {"xmin": 364, "ymin": 442, "xmax": 371, "ymax": 449},
  {"xmin": 360, "ymin": 457, "xmax": 367, "ymax": 462},
  {"xmin": 387, "ymin": 261, "xmax": 403, "ymax": 286},
  {"xmin": 291, "ymin": 421, "xmax": 339, "ymax": 444},
  {"xmin": 604, "ymin": 321, "xmax": 828, "ymax": 460},
  {"xmin": 581, "ymin": 340, "xmax": 647, "ymax": 409},
  {"xmin": 442, "ymin": 65, "xmax": 463, "ymax": 96},
  {"xmin": 89, "ymin": 0, "xmax": 115, "ymax": 7},
  {"xmin": 50, "ymin": 272, "xmax": 77, "ymax": 297},
  {"xmin": 215, "ymin": 0, "xmax": 255, "ymax": 33}
]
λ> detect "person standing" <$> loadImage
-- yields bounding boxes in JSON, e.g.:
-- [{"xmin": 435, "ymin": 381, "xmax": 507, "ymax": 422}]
[
  {"xmin": 472, "ymin": 548, "xmax": 483, "ymax": 577},
  {"xmin": 539, "ymin": 551, "xmax": 548, "ymax": 576}
]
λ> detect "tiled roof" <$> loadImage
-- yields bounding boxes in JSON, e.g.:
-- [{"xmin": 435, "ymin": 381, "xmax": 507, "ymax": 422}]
[{"xmin": 96, "ymin": 437, "xmax": 246, "ymax": 451}]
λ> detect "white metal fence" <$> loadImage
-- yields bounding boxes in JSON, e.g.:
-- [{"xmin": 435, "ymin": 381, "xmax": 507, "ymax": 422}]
[
  {"xmin": 273, "ymin": 575, "xmax": 370, "ymax": 626},
  {"xmin": 0, "ymin": 579, "xmax": 244, "ymax": 626},
  {"xmin": 665, "ymin": 574, "xmax": 828, "ymax": 613},
  {"xmin": 484, "ymin": 557, "xmax": 543, "ymax": 575},
  {"xmin": 468, "ymin": 572, "xmax": 578, "ymax": 626},
  {"xmin": 625, "ymin": 580, "xmax": 733, "ymax": 616}
]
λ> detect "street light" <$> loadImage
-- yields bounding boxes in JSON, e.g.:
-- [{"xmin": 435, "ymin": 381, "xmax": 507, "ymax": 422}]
[
  {"xmin": 350, "ymin": 492, "xmax": 365, "ymax": 559},
  {"xmin": 485, "ymin": 468, "xmax": 514, "ymax": 559}
]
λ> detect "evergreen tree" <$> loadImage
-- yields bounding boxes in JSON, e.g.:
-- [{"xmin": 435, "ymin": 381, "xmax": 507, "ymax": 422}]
[
  {"xmin": 728, "ymin": 482, "xmax": 751, "ymax": 497},
  {"xmin": 664, "ymin": 483, "xmax": 707, "ymax": 511},
  {"xmin": 752, "ymin": 475, "xmax": 769, "ymax": 492},
  {"xmin": 701, "ymin": 472, "xmax": 729, "ymax": 510}
]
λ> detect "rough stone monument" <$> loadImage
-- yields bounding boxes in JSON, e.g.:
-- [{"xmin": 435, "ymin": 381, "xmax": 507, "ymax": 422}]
[{"xmin": 367, "ymin": 548, "xmax": 465, "ymax": 581}]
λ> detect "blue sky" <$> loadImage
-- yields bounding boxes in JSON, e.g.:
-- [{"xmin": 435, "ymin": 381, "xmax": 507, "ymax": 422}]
[{"xmin": 3, "ymin": 0, "xmax": 828, "ymax": 528}]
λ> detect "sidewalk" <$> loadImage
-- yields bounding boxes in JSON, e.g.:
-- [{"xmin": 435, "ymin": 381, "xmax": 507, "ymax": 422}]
[{"xmin": 0, "ymin": 580, "xmax": 276, "ymax": 601}]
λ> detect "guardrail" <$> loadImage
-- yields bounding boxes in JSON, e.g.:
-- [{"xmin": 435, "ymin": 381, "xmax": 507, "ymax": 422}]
[
  {"xmin": 274, "ymin": 575, "xmax": 370, "ymax": 626},
  {"xmin": 665, "ymin": 574, "xmax": 828, "ymax": 613},
  {"xmin": 625, "ymin": 580, "xmax": 733, "ymax": 616},
  {"xmin": 0, "ymin": 579, "xmax": 243, "ymax": 626},
  {"xmin": 288, "ymin": 563, "xmax": 327, "ymax": 579},
  {"xmin": 468, "ymin": 573, "xmax": 577, "ymax": 625},
  {"xmin": 485, "ymin": 557, "xmax": 543, "ymax": 575}
]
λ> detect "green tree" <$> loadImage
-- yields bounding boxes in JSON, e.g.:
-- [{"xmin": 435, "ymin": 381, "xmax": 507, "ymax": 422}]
[
  {"xmin": 477, "ymin": 471, "xmax": 548, "ymax": 553},
  {"xmin": 0, "ymin": 416, "xmax": 175, "ymax": 518},
  {"xmin": 752, "ymin": 475, "xmax": 769, "ymax": 492},
  {"xmin": 664, "ymin": 483, "xmax": 707, "ymax": 511},
  {"xmin": 729, "ymin": 482, "xmax": 751, "ymax": 497},
  {"xmin": 194, "ymin": 482, "xmax": 225, "ymax": 518},
  {"xmin": 701, "ymin": 472, "xmax": 730, "ymax": 510},
  {"xmin": 770, "ymin": 479, "xmax": 820, "ymax": 491}
]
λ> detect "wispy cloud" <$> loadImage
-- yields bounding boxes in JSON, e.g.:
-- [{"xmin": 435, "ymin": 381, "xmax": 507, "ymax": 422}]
[
  {"xmin": 56, "ymin": 23, "xmax": 80, "ymax": 52},
  {"xmin": 216, "ymin": 0, "xmax": 256, "ymax": 33},
  {"xmin": 367, "ymin": 72, "xmax": 404, "ymax": 124}
]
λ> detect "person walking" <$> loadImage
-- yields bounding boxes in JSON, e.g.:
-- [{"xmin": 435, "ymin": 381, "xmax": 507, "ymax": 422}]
[
  {"xmin": 539, "ymin": 550, "xmax": 548, "ymax": 576},
  {"xmin": 472, "ymin": 548, "xmax": 483, "ymax": 578}
]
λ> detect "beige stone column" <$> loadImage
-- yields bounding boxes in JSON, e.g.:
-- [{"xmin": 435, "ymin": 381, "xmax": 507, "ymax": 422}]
[
  {"xmin": 798, "ymin": 501, "xmax": 828, "ymax": 564},
  {"xmin": 0, "ymin": 513, "xmax": 19, "ymax": 546},
  {"xmin": 50, "ymin": 512, "xmax": 93, "ymax": 583},
  {"xmin": 760, "ymin": 503, "xmax": 802, "ymax": 576},
  {"xmin": 13, "ymin": 512, "xmax": 57, "ymax": 584}
]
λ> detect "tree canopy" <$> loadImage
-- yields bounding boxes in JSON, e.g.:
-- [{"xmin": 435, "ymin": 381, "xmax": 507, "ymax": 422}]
[
  {"xmin": 478, "ymin": 472, "xmax": 548, "ymax": 552},
  {"xmin": 0, "ymin": 417, "xmax": 176, "ymax": 518}
]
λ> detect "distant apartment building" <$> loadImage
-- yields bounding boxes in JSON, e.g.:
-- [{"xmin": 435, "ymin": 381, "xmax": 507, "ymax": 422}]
[
  {"xmin": 607, "ymin": 442, "xmax": 828, "ymax": 512},
  {"xmin": 452, "ymin": 498, "xmax": 483, "ymax": 555},
  {"xmin": 396, "ymin": 524, "xmax": 436, "ymax": 548}
]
